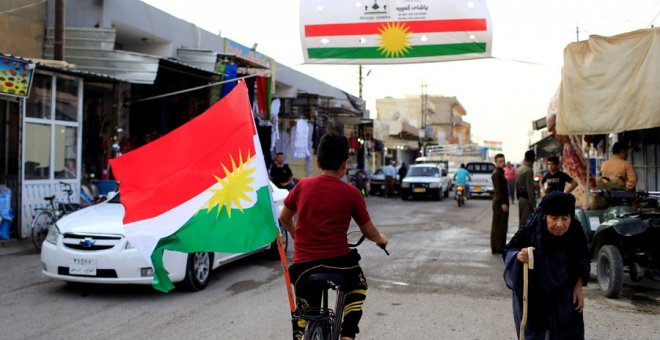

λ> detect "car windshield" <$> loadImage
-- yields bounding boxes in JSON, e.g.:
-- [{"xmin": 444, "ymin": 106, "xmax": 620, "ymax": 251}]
[
  {"xmin": 466, "ymin": 163, "xmax": 495, "ymax": 174},
  {"xmin": 408, "ymin": 167, "xmax": 439, "ymax": 177}
]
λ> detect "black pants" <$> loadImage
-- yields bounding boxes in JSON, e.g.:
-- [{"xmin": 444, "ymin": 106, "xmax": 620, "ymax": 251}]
[{"xmin": 289, "ymin": 250, "xmax": 368, "ymax": 339}]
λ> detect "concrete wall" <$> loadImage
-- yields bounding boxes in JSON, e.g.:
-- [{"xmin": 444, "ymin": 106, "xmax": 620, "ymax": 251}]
[
  {"xmin": 50, "ymin": 0, "xmax": 224, "ymax": 58},
  {"xmin": 0, "ymin": 0, "xmax": 47, "ymax": 58}
]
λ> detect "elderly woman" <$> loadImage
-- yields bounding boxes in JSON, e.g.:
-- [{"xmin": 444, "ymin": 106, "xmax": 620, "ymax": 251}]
[{"xmin": 503, "ymin": 192, "xmax": 590, "ymax": 339}]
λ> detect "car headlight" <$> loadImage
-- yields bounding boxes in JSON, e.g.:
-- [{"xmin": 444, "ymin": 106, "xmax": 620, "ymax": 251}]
[
  {"xmin": 429, "ymin": 182, "xmax": 440, "ymax": 188},
  {"xmin": 45, "ymin": 224, "xmax": 61, "ymax": 245},
  {"xmin": 401, "ymin": 182, "xmax": 410, "ymax": 188}
]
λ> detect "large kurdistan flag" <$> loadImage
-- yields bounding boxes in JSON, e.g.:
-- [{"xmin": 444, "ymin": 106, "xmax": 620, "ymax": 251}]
[
  {"xmin": 300, "ymin": 0, "xmax": 492, "ymax": 64},
  {"xmin": 110, "ymin": 82, "xmax": 278, "ymax": 292}
]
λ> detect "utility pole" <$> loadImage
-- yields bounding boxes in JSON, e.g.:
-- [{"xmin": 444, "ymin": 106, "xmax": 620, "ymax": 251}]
[
  {"xmin": 358, "ymin": 65, "xmax": 363, "ymax": 98},
  {"xmin": 54, "ymin": 0, "xmax": 65, "ymax": 60},
  {"xmin": 420, "ymin": 82, "xmax": 427, "ymax": 132}
]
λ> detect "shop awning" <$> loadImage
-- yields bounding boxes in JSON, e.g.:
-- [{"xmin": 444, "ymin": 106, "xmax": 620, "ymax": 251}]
[
  {"xmin": 556, "ymin": 28, "xmax": 660, "ymax": 135},
  {"xmin": 530, "ymin": 135, "xmax": 562, "ymax": 159}
]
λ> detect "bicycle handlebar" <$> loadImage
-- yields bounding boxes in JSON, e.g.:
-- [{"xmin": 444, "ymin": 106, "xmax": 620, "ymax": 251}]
[{"xmin": 348, "ymin": 235, "xmax": 390, "ymax": 256}]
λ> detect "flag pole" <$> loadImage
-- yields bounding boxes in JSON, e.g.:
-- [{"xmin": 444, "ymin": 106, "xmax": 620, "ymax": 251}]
[{"xmin": 276, "ymin": 233, "xmax": 296, "ymax": 312}]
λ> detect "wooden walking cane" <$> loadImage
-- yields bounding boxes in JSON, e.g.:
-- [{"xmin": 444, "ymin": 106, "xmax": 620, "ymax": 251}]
[{"xmin": 520, "ymin": 247, "xmax": 535, "ymax": 340}]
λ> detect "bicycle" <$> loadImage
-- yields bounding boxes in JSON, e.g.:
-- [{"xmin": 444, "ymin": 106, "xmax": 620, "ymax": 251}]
[
  {"xmin": 31, "ymin": 182, "xmax": 81, "ymax": 251},
  {"xmin": 297, "ymin": 234, "xmax": 389, "ymax": 340}
]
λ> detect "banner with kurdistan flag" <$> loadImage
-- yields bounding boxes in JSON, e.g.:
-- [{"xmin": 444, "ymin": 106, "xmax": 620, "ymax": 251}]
[
  {"xmin": 300, "ymin": 0, "xmax": 492, "ymax": 64},
  {"xmin": 110, "ymin": 82, "xmax": 278, "ymax": 292}
]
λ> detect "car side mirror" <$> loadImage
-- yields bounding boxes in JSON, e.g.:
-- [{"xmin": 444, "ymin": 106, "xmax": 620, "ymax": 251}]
[{"xmin": 442, "ymin": 169, "xmax": 448, "ymax": 176}]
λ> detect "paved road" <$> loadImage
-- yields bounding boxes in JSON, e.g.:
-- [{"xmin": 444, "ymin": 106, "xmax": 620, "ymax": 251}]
[{"xmin": 0, "ymin": 196, "xmax": 658, "ymax": 339}]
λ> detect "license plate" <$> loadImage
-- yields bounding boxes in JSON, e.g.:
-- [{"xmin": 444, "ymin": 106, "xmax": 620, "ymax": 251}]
[
  {"xmin": 70, "ymin": 258, "xmax": 97, "ymax": 276},
  {"xmin": 473, "ymin": 186, "xmax": 482, "ymax": 191},
  {"xmin": 414, "ymin": 187, "xmax": 426, "ymax": 193}
]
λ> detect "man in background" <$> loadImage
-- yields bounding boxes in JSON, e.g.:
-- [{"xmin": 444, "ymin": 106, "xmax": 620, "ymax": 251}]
[
  {"xmin": 504, "ymin": 161, "xmax": 516, "ymax": 204},
  {"xmin": 601, "ymin": 142, "xmax": 637, "ymax": 192},
  {"xmin": 382, "ymin": 161, "xmax": 396, "ymax": 198},
  {"xmin": 541, "ymin": 156, "xmax": 578, "ymax": 194},
  {"xmin": 515, "ymin": 150, "xmax": 536, "ymax": 228},
  {"xmin": 491, "ymin": 153, "xmax": 509, "ymax": 255},
  {"xmin": 269, "ymin": 152, "xmax": 295, "ymax": 190}
]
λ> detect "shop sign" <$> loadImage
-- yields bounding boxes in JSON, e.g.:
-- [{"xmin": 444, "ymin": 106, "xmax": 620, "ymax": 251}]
[
  {"xmin": 223, "ymin": 39, "xmax": 272, "ymax": 69},
  {"xmin": 0, "ymin": 56, "xmax": 35, "ymax": 98}
]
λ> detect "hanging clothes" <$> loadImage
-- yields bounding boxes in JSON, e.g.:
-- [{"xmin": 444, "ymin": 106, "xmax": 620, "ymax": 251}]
[
  {"xmin": 292, "ymin": 119, "xmax": 310, "ymax": 160},
  {"xmin": 256, "ymin": 118, "xmax": 273, "ymax": 170},
  {"xmin": 256, "ymin": 77, "xmax": 269, "ymax": 119},
  {"xmin": 220, "ymin": 64, "xmax": 238, "ymax": 98},
  {"xmin": 270, "ymin": 99, "xmax": 281, "ymax": 154}
]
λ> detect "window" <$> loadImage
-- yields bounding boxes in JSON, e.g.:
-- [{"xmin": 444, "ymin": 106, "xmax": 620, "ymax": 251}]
[
  {"xmin": 23, "ymin": 72, "xmax": 81, "ymax": 181},
  {"xmin": 26, "ymin": 74, "xmax": 52, "ymax": 119},
  {"xmin": 54, "ymin": 126, "xmax": 78, "ymax": 179},
  {"xmin": 55, "ymin": 77, "xmax": 78, "ymax": 121},
  {"xmin": 24, "ymin": 123, "xmax": 51, "ymax": 180}
]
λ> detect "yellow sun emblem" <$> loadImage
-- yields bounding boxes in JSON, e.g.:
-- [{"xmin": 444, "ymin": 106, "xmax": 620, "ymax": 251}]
[
  {"xmin": 377, "ymin": 22, "xmax": 412, "ymax": 58},
  {"xmin": 207, "ymin": 150, "xmax": 255, "ymax": 218}
]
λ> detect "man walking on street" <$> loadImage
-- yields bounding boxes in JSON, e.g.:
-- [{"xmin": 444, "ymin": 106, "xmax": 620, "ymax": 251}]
[
  {"xmin": 382, "ymin": 161, "xmax": 396, "ymax": 198},
  {"xmin": 504, "ymin": 161, "xmax": 516, "ymax": 204},
  {"xmin": 491, "ymin": 153, "xmax": 509, "ymax": 255},
  {"xmin": 515, "ymin": 150, "xmax": 536, "ymax": 228}
]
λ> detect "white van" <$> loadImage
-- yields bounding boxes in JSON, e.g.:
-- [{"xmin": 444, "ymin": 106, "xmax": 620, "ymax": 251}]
[{"xmin": 465, "ymin": 162, "xmax": 496, "ymax": 198}]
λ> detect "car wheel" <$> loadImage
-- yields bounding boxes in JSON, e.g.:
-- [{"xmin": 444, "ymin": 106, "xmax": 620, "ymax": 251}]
[
  {"xmin": 444, "ymin": 187, "xmax": 449, "ymax": 198},
  {"xmin": 181, "ymin": 252, "xmax": 213, "ymax": 291},
  {"xmin": 267, "ymin": 222, "xmax": 289, "ymax": 259},
  {"xmin": 596, "ymin": 245, "xmax": 623, "ymax": 298},
  {"xmin": 436, "ymin": 189, "xmax": 443, "ymax": 201}
]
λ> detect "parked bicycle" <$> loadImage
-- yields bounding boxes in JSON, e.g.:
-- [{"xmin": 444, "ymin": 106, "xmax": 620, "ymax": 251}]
[
  {"xmin": 297, "ymin": 233, "xmax": 389, "ymax": 340},
  {"xmin": 31, "ymin": 182, "xmax": 81, "ymax": 251}
]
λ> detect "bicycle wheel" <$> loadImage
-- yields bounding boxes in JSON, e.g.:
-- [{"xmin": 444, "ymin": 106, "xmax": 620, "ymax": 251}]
[
  {"xmin": 31, "ymin": 210, "xmax": 56, "ymax": 251},
  {"xmin": 304, "ymin": 321, "xmax": 329, "ymax": 340}
]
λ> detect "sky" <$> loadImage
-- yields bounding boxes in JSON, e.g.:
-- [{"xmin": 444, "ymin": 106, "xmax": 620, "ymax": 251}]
[{"xmin": 142, "ymin": 0, "xmax": 660, "ymax": 161}]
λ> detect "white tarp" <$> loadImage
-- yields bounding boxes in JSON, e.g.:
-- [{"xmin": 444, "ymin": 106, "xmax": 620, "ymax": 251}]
[
  {"xmin": 300, "ymin": 0, "xmax": 492, "ymax": 64},
  {"xmin": 556, "ymin": 28, "xmax": 660, "ymax": 135}
]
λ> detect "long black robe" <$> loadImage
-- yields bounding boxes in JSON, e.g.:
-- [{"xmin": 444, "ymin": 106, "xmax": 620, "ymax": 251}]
[
  {"xmin": 503, "ymin": 211, "xmax": 590, "ymax": 340},
  {"xmin": 491, "ymin": 167, "xmax": 509, "ymax": 253}
]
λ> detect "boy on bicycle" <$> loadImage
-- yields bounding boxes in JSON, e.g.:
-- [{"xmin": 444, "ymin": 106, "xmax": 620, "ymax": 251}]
[{"xmin": 279, "ymin": 133, "xmax": 388, "ymax": 340}]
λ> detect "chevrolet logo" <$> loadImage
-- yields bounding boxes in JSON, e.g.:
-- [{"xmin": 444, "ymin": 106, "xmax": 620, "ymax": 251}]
[{"xmin": 80, "ymin": 237, "xmax": 96, "ymax": 247}]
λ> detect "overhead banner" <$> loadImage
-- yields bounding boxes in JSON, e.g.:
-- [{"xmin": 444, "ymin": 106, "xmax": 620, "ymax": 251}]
[{"xmin": 300, "ymin": 0, "xmax": 492, "ymax": 64}]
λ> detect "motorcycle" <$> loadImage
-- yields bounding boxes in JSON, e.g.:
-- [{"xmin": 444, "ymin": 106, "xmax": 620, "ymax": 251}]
[
  {"xmin": 575, "ymin": 189, "xmax": 660, "ymax": 298},
  {"xmin": 455, "ymin": 184, "xmax": 466, "ymax": 207}
]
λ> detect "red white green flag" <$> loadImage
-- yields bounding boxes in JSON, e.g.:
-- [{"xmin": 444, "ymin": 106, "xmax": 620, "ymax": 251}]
[
  {"xmin": 110, "ymin": 82, "xmax": 278, "ymax": 292},
  {"xmin": 300, "ymin": 0, "xmax": 492, "ymax": 64}
]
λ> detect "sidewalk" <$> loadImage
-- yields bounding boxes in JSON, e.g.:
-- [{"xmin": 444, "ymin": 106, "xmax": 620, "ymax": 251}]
[{"xmin": 0, "ymin": 238, "xmax": 37, "ymax": 256}]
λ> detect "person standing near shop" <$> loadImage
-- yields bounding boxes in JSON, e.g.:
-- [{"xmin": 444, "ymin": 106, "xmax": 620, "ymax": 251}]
[
  {"xmin": 491, "ymin": 153, "xmax": 509, "ymax": 255},
  {"xmin": 397, "ymin": 162, "xmax": 409, "ymax": 184},
  {"xmin": 516, "ymin": 150, "xmax": 537, "ymax": 228},
  {"xmin": 504, "ymin": 161, "xmax": 516, "ymax": 204},
  {"xmin": 601, "ymin": 142, "xmax": 637, "ymax": 192},
  {"xmin": 382, "ymin": 161, "xmax": 396, "ymax": 198},
  {"xmin": 270, "ymin": 152, "xmax": 295, "ymax": 190},
  {"xmin": 542, "ymin": 156, "xmax": 578, "ymax": 195}
]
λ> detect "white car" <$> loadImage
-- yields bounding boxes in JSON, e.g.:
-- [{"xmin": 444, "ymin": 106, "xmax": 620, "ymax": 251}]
[
  {"xmin": 40, "ymin": 183, "xmax": 290, "ymax": 291},
  {"xmin": 400, "ymin": 163, "xmax": 451, "ymax": 200},
  {"xmin": 465, "ymin": 162, "xmax": 496, "ymax": 197}
]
